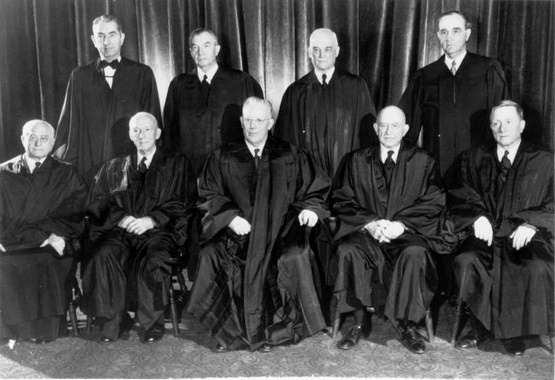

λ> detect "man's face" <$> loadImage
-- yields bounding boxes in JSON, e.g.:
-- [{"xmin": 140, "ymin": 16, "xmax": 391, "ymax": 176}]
[
  {"xmin": 91, "ymin": 21, "xmax": 125, "ymax": 61},
  {"xmin": 373, "ymin": 107, "xmax": 409, "ymax": 149},
  {"xmin": 129, "ymin": 116, "xmax": 161, "ymax": 154},
  {"xmin": 308, "ymin": 31, "xmax": 340, "ymax": 72},
  {"xmin": 21, "ymin": 123, "xmax": 55, "ymax": 160},
  {"xmin": 190, "ymin": 32, "xmax": 220, "ymax": 71},
  {"xmin": 437, "ymin": 14, "xmax": 470, "ymax": 59},
  {"xmin": 490, "ymin": 106, "xmax": 525, "ymax": 149},
  {"xmin": 241, "ymin": 103, "xmax": 274, "ymax": 147}
]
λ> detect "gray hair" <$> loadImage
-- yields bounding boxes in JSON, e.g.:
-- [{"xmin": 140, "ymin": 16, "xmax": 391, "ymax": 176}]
[
  {"xmin": 21, "ymin": 120, "xmax": 55, "ymax": 137},
  {"xmin": 242, "ymin": 97, "xmax": 273, "ymax": 115},
  {"xmin": 490, "ymin": 100, "xmax": 524, "ymax": 121},
  {"xmin": 129, "ymin": 112, "xmax": 159, "ymax": 129},
  {"xmin": 309, "ymin": 28, "xmax": 339, "ymax": 48},
  {"xmin": 437, "ymin": 10, "xmax": 472, "ymax": 30},
  {"xmin": 189, "ymin": 28, "xmax": 219, "ymax": 46},
  {"xmin": 92, "ymin": 14, "xmax": 123, "ymax": 33}
]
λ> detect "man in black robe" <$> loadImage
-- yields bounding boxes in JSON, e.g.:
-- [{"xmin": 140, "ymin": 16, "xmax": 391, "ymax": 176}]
[
  {"xmin": 0, "ymin": 120, "xmax": 86, "ymax": 343},
  {"xmin": 448, "ymin": 100, "xmax": 553, "ymax": 356},
  {"xmin": 164, "ymin": 28, "xmax": 263, "ymax": 174},
  {"xmin": 399, "ymin": 10, "xmax": 509, "ymax": 179},
  {"xmin": 187, "ymin": 97, "xmax": 330, "ymax": 352},
  {"xmin": 82, "ymin": 112, "xmax": 196, "ymax": 343},
  {"xmin": 54, "ymin": 14, "xmax": 161, "ymax": 180},
  {"xmin": 275, "ymin": 28, "xmax": 376, "ymax": 179},
  {"xmin": 331, "ymin": 106, "xmax": 444, "ymax": 354}
]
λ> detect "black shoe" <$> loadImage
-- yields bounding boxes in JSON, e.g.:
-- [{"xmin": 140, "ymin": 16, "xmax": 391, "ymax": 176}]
[
  {"xmin": 401, "ymin": 326, "xmax": 426, "ymax": 354},
  {"xmin": 503, "ymin": 338, "xmax": 525, "ymax": 356},
  {"xmin": 143, "ymin": 323, "xmax": 165, "ymax": 343},
  {"xmin": 337, "ymin": 325, "xmax": 364, "ymax": 350},
  {"xmin": 259, "ymin": 343, "xmax": 273, "ymax": 353},
  {"xmin": 215, "ymin": 343, "xmax": 228, "ymax": 352},
  {"xmin": 456, "ymin": 329, "xmax": 491, "ymax": 350}
]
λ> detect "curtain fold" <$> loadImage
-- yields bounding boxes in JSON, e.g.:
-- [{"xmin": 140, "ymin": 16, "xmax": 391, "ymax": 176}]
[{"xmin": 0, "ymin": 0, "xmax": 552, "ymax": 162}]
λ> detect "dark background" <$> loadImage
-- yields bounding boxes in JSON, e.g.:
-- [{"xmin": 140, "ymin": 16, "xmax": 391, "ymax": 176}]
[{"xmin": 0, "ymin": 0, "xmax": 553, "ymax": 161}]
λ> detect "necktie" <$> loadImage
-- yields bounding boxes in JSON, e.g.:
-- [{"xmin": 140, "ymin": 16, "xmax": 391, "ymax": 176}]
[
  {"xmin": 99, "ymin": 60, "xmax": 120, "ymax": 70},
  {"xmin": 322, "ymin": 73, "xmax": 327, "ymax": 86},
  {"xmin": 34, "ymin": 161, "xmax": 41, "ymax": 173},
  {"xmin": 138, "ymin": 156, "xmax": 148, "ymax": 174},
  {"xmin": 384, "ymin": 150, "xmax": 395, "ymax": 186},
  {"xmin": 254, "ymin": 148, "xmax": 260, "ymax": 168},
  {"xmin": 496, "ymin": 150, "xmax": 511, "ymax": 196},
  {"xmin": 200, "ymin": 74, "xmax": 210, "ymax": 106},
  {"xmin": 451, "ymin": 60, "xmax": 457, "ymax": 76}
]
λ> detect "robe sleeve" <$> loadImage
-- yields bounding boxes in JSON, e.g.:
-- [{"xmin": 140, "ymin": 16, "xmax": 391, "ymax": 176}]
[
  {"xmin": 197, "ymin": 151, "xmax": 243, "ymax": 240},
  {"xmin": 274, "ymin": 86, "xmax": 302, "ymax": 147},
  {"xmin": 398, "ymin": 71, "xmax": 424, "ymax": 146},
  {"xmin": 162, "ymin": 79, "xmax": 181, "ymax": 152},
  {"xmin": 486, "ymin": 61, "xmax": 509, "ymax": 109},
  {"xmin": 141, "ymin": 67, "xmax": 162, "ymax": 128},
  {"xmin": 356, "ymin": 79, "xmax": 378, "ymax": 147},
  {"xmin": 331, "ymin": 153, "xmax": 381, "ymax": 240},
  {"xmin": 291, "ymin": 148, "xmax": 330, "ymax": 220},
  {"xmin": 244, "ymin": 73, "xmax": 263, "ymax": 98},
  {"xmin": 447, "ymin": 151, "xmax": 493, "ymax": 233},
  {"xmin": 54, "ymin": 70, "xmax": 78, "ymax": 162}
]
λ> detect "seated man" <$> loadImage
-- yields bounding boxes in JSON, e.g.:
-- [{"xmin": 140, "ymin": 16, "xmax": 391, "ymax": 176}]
[
  {"xmin": 449, "ymin": 100, "xmax": 553, "ymax": 356},
  {"xmin": 82, "ymin": 112, "xmax": 197, "ymax": 343},
  {"xmin": 187, "ymin": 97, "xmax": 330, "ymax": 352},
  {"xmin": 331, "ymin": 106, "xmax": 445, "ymax": 354},
  {"xmin": 0, "ymin": 120, "xmax": 86, "ymax": 343}
]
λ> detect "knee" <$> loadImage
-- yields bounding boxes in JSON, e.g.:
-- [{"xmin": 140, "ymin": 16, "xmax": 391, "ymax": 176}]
[
  {"xmin": 453, "ymin": 251, "xmax": 480, "ymax": 273},
  {"xmin": 279, "ymin": 246, "xmax": 308, "ymax": 269},
  {"xmin": 399, "ymin": 245, "xmax": 428, "ymax": 266},
  {"xmin": 87, "ymin": 244, "xmax": 118, "ymax": 266},
  {"xmin": 521, "ymin": 257, "xmax": 550, "ymax": 279}
]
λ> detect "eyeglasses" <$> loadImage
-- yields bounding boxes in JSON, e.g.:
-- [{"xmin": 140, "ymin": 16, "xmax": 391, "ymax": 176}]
[
  {"xmin": 27, "ymin": 134, "xmax": 51, "ymax": 144},
  {"xmin": 242, "ymin": 118, "xmax": 271, "ymax": 125},
  {"xmin": 377, "ymin": 123, "xmax": 403, "ymax": 129}
]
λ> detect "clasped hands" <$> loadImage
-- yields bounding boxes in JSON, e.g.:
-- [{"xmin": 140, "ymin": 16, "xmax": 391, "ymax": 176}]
[
  {"xmin": 118, "ymin": 215, "xmax": 156, "ymax": 235},
  {"xmin": 473, "ymin": 216, "xmax": 536, "ymax": 250},
  {"xmin": 364, "ymin": 219, "xmax": 405, "ymax": 243},
  {"xmin": 228, "ymin": 209, "xmax": 318, "ymax": 236}
]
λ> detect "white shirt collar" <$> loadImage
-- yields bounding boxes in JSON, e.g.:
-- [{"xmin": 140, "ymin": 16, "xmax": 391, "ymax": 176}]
[
  {"xmin": 380, "ymin": 145, "xmax": 401, "ymax": 164},
  {"xmin": 496, "ymin": 140, "xmax": 521, "ymax": 164},
  {"xmin": 444, "ymin": 50, "xmax": 467, "ymax": 72},
  {"xmin": 23, "ymin": 154, "xmax": 47, "ymax": 173},
  {"xmin": 314, "ymin": 66, "xmax": 335, "ymax": 84},
  {"xmin": 138, "ymin": 147, "xmax": 157, "ymax": 169},
  {"xmin": 245, "ymin": 140, "xmax": 266, "ymax": 158},
  {"xmin": 197, "ymin": 63, "xmax": 219, "ymax": 84}
]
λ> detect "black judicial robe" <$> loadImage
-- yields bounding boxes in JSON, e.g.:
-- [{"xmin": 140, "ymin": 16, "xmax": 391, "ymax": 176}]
[
  {"xmin": 83, "ymin": 149, "xmax": 196, "ymax": 333},
  {"xmin": 0, "ymin": 155, "xmax": 86, "ymax": 340},
  {"xmin": 275, "ymin": 69, "xmax": 376, "ymax": 178},
  {"xmin": 399, "ymin": 52, "xmax": 508, "ymax": 175},
  {"xmin": 332, "ymin": 143, "xmax": 445, "ymax": 320},
  {"xmin": 448, "ymin": 142, "xmax": 554, "ymax": 338},
  {"xmin": 163, "ymin": 66, "xmax": 263, "ymax": 173},
  {"xmin": 55, "ymin": 58, "xmax": 161, "ymax": 178},
  {"xmin": 187, "ymin": 136, "xmax": 330, "ymax": 350}
]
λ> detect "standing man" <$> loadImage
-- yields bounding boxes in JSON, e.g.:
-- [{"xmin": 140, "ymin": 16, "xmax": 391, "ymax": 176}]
[
  {"xmin": 164, "ymin": 28, "xmax": 263, "ymax": 174},
  {"xmin": 399, "ymin": 10, "xmax": 509, "ymax": 179},
  {"xmin": 275, "ymin": 27, "xmax": 376, "ymax": 179},
  {"xmin": 82, "ymin": 112, "xmax": 196, "ymax": 343},
  {"xmin": 449, "ymin": 100, "xmax": 553, "ymax": 356},
  {"xmin": 0, "ymin": 120, "xmax": 86, "ymax": 343},
  {"xmin": 331, "ymin": 106, "xmax": 445, "ymax": 354},
  {"xmin": 187, "ymin": 97, "xmax": 329, "ymax": 352},
  {"xmin": 55, "ymin": 14, "xmax": 161, "ymax": 180}
]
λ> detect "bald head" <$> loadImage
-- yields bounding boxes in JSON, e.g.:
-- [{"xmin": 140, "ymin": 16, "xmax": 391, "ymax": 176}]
[
  {"xmin": 373, "ymin": 106, "xmax": 409, "ymax": 149},
  {"xmin": 308, "ymin": 28, "xmax": 340, "ymax": 72},
  {"xmin": 21, "ymin": 120, "xmax": 56, "ymax": 160}
]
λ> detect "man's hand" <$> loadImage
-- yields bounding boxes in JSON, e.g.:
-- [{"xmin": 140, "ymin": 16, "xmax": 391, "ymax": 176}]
[
  {"xmin": 382, "ymin": 221, "xmax": 405, "ymax": 240},
  {"xmin": 510, "ymin": 224, "xmax": 537, "ymax": 250},
  {"xmin": 364, "ymin": 219, "xmax": 391, "ymax": 243},
  {"xmin": 40, "ymin": 233, "xmax": 66, "ymax": 256},
  {"xmin": 228, "ymin": 216, "xmax": 251, "ymax": 236},
  {"xmin": 118, "ymin": 215, "xmax": 135, "ymax": 229},
  {"xmin": 126, "ymin": 217, "xmax": 156, "ymax": 235},
  {"xmin": 298, "ymin": 209, "xmax": 318, "ymax": 227},
  {"xmin": 0, "ymin": 243, "xmax": 5, "ymax": 253},
  {"xmin": 473, "ymin": 216, "xmax": 493, "ymax": 246}
]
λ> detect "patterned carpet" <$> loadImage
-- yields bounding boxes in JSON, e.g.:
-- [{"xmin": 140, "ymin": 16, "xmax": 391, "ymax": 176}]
[{"xmin": 0, "ymin": 301, "xmax": 553, "ymax": 379}]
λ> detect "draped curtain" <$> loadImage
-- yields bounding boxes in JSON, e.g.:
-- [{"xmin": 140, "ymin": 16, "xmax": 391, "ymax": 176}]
[{"xmin": 0, "ymin": 0, "xmax": 553, "ymax": 161}]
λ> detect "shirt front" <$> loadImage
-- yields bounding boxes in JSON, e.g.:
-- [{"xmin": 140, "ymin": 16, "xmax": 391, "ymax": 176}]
[
  {"xmin": 496, "ymin": 141, "xmax": 521, "ymax": 164},
  {"xmin": 380, "ymin": 145, "xmax": 401, "ymax": 164},
  {"xmin": 197, "ymin": 63, "xmax": 219, "ymax": 84},
  {"xmin": 137, "ymin": 147, "xmax": 157, "ymax": 169},
  {"xmin": 101, "ymin": 56, "xmax": 122, "ymax": 89},
  {"xmin": 314, "ymin": 66, "xmax": 335, "ymax": 85},
  {"xmin": 444, "ymin": 50, "xmax": 467, "ymax": 73},
  {"xmin": 23, "ymin": 154, "xmax": 47, "ymax": 174},
  {"xmin": 245, "ymin": 140, "xmax": 266, "ymax": 158}
]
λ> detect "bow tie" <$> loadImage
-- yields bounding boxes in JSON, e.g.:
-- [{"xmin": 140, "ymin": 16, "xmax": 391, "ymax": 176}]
[{"xmin": 99, "ymin": 60, "xmax": 120, "ymax": 69}]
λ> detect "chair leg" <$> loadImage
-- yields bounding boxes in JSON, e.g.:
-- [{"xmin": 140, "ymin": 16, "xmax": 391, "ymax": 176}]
[
  {"xmin": 86, "ymin": 316, "xmax": 93, "ymax": 336},
  {"xmin": 425, "ymin": 309, "xmax": 434, "ymax": 344},
  {"xmin": 332, "ymin": 309, "xmax": 341, "ymax": 339},
  {"xmin": 68, "ymin": 303, "xmax": 79, "ymax": 337},
  {"xmin": 451, "ymin": 302, "xmax": 465, "ymax": 346},
  {"xmin": 169, "ymin": 285, "xmax": 180, "ymax": 337},
  {"xmin": 550, "ymin": 335, "xmax": 554, "ymax": 354}
]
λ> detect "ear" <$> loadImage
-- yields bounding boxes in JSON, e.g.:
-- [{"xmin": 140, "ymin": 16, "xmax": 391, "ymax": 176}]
[
  {"xmin": 402, "ymin": 124, "xmax": 410, "ymax": 137},
  {"xmin": 90, "ymin": 35, "xmax": 95, "ymax": 45},
  {"xmin": 520, "ymin": 120, "xmax": 526, "ymax": 133},
  {"xmin": 373, "ymin": 123, "xmax": 379, "ymax": 136},
  {"xmin": 20, "ymin": 135, "xmax": 26, "ymax": 147},
  {"xmin": 215, "ymin": 44, "xmax": 221, "ymax": 57},
  {"xmin": 120, "ymin": 32, "xmax": 126, "ymax": 45},
  {"xmin": 266, "ymin": 119, "xmax": 275, "ymax": 131},
  {"xmin": 155, "ymin": 128, "xmax": 162, "ymax": 140},
  {"xmin": 465, "ymin": 28, "xmax": 471, "ymax": 42},
  {"xmin": 335, "ymin": 46, "xmax": 340, "ymax": 58}
]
